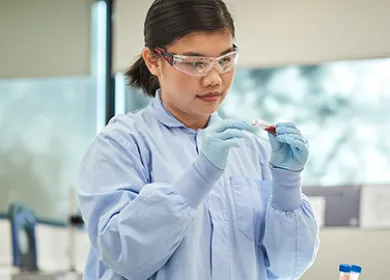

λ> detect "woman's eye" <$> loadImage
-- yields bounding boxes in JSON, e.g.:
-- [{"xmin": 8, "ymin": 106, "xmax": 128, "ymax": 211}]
[
  {"xmin": 220, "ymin": 57, "xmax": 232, "ymax": 64},
  {"xmin": 189, "ymin": 62, "xmax": 204, "ymax": 68}
]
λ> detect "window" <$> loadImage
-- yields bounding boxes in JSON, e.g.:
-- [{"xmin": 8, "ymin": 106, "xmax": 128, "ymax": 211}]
[
  {"xmin": 0, "ymin": 76, "xmax": 96, "ymax": 222},
  {"xmin": 0, "ymin": 1, "xmax": 108, "ymax": 223}
]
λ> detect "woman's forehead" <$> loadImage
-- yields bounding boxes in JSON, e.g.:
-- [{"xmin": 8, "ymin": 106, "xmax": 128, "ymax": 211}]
[{"xmin": 167, "ymin": 31, "xmax": 234, "ymax": 57}]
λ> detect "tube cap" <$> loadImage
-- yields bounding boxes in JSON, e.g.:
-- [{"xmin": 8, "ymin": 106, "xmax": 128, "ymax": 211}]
[
  {"xmin": 351, "ymin": 265, "xmax": 362, "ymax": 273},
  {"xmin": 339, "ymin": 264, "xmax": 351, "ymax": 273}
]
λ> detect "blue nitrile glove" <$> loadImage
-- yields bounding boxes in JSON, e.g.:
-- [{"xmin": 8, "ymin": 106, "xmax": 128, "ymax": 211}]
[
  {"xmin": 198, "ymin": 119, "xmax": 248, "ymax": 170},
  {"xmin": 268, "ymin": 122, "xmax": 309, "ymax": 172}
]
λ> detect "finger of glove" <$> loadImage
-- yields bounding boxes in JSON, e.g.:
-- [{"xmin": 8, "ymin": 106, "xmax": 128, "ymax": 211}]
[
  {"xmin": 276, "ymin": 126, "xmax": 302, "ymax": 136},
  {"xmin": 285, "ymin": 138, "xmax": 309, "ymax": 164},
  {"xmin": 212, "ymin": 119, "xmax": 248, "ymax": 133},
  {"xmin": 268, "ymin": 133, "xmax": 282, "ymax": 151},
  {"xmin": 216, "ymin": 129, "xmax": 245, "ymax": 141},
  {"xmin": 278, "ymin": 137, "xmax": 308, "ymax": 159},
  {"xmin": 276, "ymin": 134, "xmax": 307, "ymax": 148},
  {"xmin": 277, "ymin": 135, "xmax": 308, "ymax": 162},
  {"xmin": 291, "ymin": 147, "xmax": 308, "ymax": 164},
  {"xmin": 276, "ymin": 122, "xmax": 299, "ymax": 130},
  {"xmin": 219, "ymin": 138, "xmax": 242, "ymax": 151}
]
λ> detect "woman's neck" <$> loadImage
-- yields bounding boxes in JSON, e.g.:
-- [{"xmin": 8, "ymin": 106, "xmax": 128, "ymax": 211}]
[{"xmin": 162, "ymin": 100, "xmax": 210, "ymax": 130}]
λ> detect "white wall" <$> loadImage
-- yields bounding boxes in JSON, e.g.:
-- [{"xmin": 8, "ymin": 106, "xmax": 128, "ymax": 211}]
[
  {"xmin": 0, "ymin": 219, "xmax": 389, "ymax": 279},
  {"xmin": 0, "ymin": 0, "xmax": 93, "ymax": 78},
  {"xmin": 113, "ymin": 0, "xmax": 390, "ymax": 72}
]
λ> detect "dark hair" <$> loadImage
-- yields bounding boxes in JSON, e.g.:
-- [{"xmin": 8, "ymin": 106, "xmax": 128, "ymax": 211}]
[{"xmin": 126, "ymin": 0, "xmax": 235, "ymax": 97}]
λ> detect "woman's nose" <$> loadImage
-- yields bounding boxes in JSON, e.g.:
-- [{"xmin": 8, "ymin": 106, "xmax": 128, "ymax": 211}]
[{"xmin": 202, "ymin": 67, "xmax": 222, "ymax": 88}]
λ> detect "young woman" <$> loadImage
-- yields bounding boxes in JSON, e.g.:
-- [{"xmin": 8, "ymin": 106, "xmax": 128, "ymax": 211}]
[{"xmin": 77, "ymin": 0, "xmax": 319, "ymax": 279}]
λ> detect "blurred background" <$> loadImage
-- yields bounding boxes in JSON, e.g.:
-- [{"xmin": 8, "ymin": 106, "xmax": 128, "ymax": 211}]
[{"xmin": 0, "ymin": 0, "xmax": 389, "ymax": 279}]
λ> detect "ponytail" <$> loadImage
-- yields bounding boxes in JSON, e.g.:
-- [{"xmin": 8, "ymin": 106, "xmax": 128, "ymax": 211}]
[{"xmin": 125, "ymin": 55, "xmax": 160, "ymax": 97}]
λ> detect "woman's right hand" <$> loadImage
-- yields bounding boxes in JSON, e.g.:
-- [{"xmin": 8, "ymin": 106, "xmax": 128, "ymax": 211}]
[{"xmin": 197, "ymin": 119, "xmax": 248, "ymax": 170}]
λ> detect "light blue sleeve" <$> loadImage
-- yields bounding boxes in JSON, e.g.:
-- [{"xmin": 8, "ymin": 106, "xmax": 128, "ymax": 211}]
[
  {"xmin": 77, "ymin": 130, "xmax": 222, "ymax": 279},
  {"xmin": 259, "ymin": 142, "xmax": 320, "ymax": 279}
]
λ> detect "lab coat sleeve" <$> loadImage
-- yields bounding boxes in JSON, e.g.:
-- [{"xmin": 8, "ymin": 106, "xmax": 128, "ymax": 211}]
[
  {"xmin": 78, "ymin": 131, "xmax": 222, "ymax": 280},
  {"xmin": 259, "ymin": 143, "xmax": 320, "ymax": 279}
]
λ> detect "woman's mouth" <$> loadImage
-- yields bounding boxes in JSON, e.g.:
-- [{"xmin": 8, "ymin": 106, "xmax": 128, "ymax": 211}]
[{"xmin": 197, "ymin": 92, "xmax": 221, "ymax": 102}]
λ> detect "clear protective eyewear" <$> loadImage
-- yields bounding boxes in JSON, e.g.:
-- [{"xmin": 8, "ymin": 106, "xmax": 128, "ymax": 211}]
[{"xmin": 154, "ymin": 45, "xmax": 239, "ymax": 76}]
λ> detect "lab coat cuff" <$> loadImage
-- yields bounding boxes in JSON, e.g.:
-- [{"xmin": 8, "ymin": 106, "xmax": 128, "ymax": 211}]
[
  {"xmin": 270, "ymin": 166, "xmax": 303, "ymax": 211},
  {"xmin": 172, "ymin": 153, "xmax": 223, "ymax": 209}
]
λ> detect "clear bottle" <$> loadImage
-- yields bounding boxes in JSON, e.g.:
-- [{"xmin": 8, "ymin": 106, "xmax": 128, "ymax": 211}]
[
  {"xmin": 339, "ymin": 264, "xmax": 351, "ymax": 280},
  {"xmin": 350, "ymin": 265, "xmax": 362, "ymax": 280}
]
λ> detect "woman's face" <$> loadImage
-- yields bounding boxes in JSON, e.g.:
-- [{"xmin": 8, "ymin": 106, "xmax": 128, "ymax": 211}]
[{"xmin": 145, "ymin": 31, "xmax": 236, "ymax": 125}]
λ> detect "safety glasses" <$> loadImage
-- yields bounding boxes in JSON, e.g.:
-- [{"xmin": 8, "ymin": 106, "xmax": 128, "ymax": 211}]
[{"xmin": 153, "ymin": 45, "xmax": 239, "ymax": 76}]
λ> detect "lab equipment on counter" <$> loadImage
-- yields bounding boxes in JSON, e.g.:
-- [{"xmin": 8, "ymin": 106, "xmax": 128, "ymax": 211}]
[
  {"xmin": 339, "ymin": 264, "xmax": 351, "ymax": 280},
  {"xmin": 350, "ymin": 265, "xmax": 362, "ymax": 280},
  {"xmin": 8, "ymin": 203, "xmax": 38, "ymax": 272},
  {"xmin": 251, "ymin": 119, "xmax": 276, "ymax": 135},
  {"xmin": 7, "ymin": 201, "xmax": 83, "ymax": 280}
]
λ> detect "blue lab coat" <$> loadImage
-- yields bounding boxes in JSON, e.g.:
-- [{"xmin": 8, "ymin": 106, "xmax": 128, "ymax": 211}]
[{"xmin": 78, "ymin": 91, "xmax": 319, "ymax": 280}]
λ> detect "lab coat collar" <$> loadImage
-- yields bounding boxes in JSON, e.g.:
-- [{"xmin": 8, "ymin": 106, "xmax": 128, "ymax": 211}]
[{"xmin": 150, "ymin": 89, "xmax": 220, "ymax": 131}]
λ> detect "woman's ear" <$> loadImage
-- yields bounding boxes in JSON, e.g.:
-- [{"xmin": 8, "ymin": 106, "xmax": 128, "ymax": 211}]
[{"xmin": 142, "ymin": 48, "xmax": 161, "ymax": 76}]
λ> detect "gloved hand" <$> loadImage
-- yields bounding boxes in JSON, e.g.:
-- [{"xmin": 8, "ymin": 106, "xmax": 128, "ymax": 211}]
[
  {"xmin": 268, "ymin": 122, "xmax": 309, "ymax": 172},
  {"xmin": 198, "ymin": 119, "xmax": 248, "ymax": 170}
]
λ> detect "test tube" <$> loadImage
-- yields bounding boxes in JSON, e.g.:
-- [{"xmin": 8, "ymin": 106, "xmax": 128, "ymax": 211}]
[
  {"xmin": 349, "ymin": 265, "xmax": 362, "ymax": 280},
  {"xmin": 339, "ymin": 264, "xmax": 351, "ymax": 280},
  {"xmin": 251, "ymin": 119, "xmax": 277, "ymax": 135}
]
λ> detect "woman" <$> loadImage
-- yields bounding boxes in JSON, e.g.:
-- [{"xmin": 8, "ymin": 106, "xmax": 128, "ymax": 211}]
[{"xmin": 77, "ymin": 0, "xmax": 319, "ymax": 279}]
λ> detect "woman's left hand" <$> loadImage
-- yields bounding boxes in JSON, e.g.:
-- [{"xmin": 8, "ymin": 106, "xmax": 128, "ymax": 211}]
[{"xmin": 268, "ymin": 122, "xmax": 309, "ymax": 172}]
